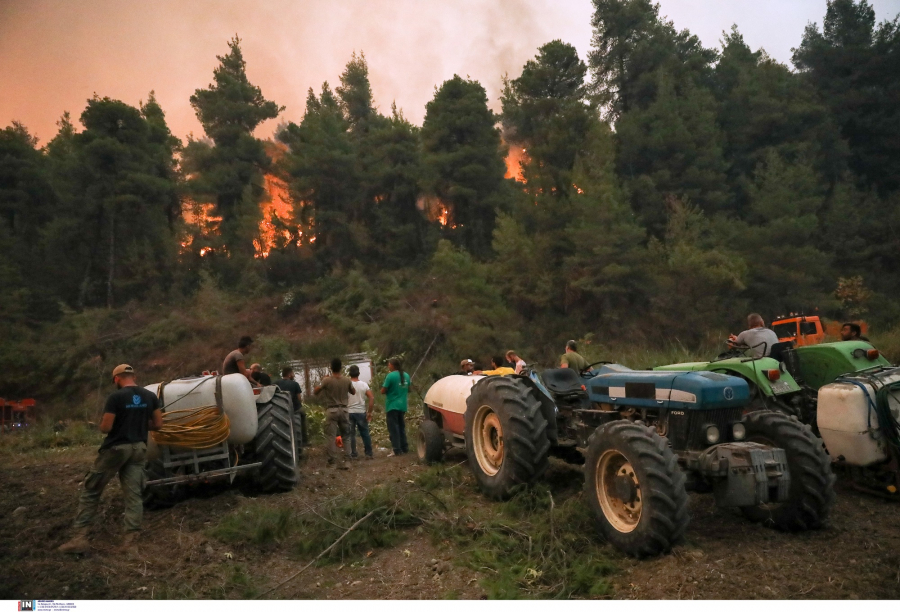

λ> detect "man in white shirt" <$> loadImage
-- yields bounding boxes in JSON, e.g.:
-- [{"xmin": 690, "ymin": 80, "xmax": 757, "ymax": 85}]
[
  {"xmin": 729, "ymin": 313, "xmax": 779, "ymax": 359},
  {"xmin": 505, "ymin": 350, "xmax": 526, "ymax": 374},
  {"xmin": 347, "ymin": 365, "xmax": 375, "ymax": 459}
]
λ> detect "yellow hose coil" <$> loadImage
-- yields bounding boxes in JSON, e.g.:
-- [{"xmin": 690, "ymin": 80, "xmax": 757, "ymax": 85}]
[{"xmin": 150, "ymin": 405, "xmax": 231, "ymax": 449}]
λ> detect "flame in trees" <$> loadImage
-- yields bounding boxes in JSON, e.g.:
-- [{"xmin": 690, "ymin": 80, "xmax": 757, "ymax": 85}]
[
  {"xmin": 181, "ymin": 200, "xmax": 221, "ymax": 256},
  {"xmin": 254, "ymin": 173, "xmax": 299, "ymax": 258},
  {"xmin": 505, "ymin": 145, "xmax": 528, "ymax": 182}
]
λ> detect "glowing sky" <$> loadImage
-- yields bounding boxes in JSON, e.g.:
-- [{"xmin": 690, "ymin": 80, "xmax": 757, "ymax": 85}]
[{"xmin": 1, "ymin": 0, "xmax": 898, "ymax": 144}]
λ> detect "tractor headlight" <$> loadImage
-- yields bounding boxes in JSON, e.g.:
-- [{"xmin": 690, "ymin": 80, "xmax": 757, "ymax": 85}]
[
  {"xmin": 732, "ymin": 423, "xmax": 746, "ymax": 441},
  {"xmin": 705, "ymin": 424, "xmax": 721, "ymax": 445}
]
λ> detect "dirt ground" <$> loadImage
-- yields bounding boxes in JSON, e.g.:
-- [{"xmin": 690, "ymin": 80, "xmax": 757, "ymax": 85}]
[{"xmin": 2, "ymin": 442, "xmax": 899, "ymax": 600}]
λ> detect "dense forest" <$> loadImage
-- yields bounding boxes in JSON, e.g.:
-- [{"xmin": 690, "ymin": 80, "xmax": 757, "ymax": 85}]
[{"xmin": 2, "ymin": 0, "xmax": 899, "ymax": 402}]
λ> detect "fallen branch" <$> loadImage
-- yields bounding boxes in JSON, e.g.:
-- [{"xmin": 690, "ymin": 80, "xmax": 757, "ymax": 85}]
[{"xmin": 255, "ymin": 507, "xmax": 383, "ymax": 599}]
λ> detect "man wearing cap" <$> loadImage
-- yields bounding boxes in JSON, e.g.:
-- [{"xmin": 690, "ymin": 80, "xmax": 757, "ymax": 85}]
[
  {"xmin": 58, "ymin": 364, "xmax": 163, "ymax": 555},
  {"xmin": 459, "ymin": 359, "xmax": 474, "ymax": 376},
  {"xmin": 222, "ymin": 336, "xmax": 259, "ymax": 386}
]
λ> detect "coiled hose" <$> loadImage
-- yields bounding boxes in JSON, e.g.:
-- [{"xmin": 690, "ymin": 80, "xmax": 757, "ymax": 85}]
[{"xmin": 150, "ymin": 405, "xmax": 231, "ymax": 449}]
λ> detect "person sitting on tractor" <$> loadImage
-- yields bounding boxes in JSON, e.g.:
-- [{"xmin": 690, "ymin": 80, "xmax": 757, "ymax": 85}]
[
  {"xmin": 222, "ymin": 336, "xmax": 259, "ymax": 386},
  {"xmin": 505, "ymin": 350, "xmax": 526, "ymax": 374},
  {"xmin": 840, "ymin": 322, "xmax": 871, "ymax": 343},
  {"xmin": 459, "ymin": 359, "xmax": 475, "ymax": 376},
  {"xmin": 560, "ymin": 340, "xmax": 589, "ymax": 371},
  {"xmin": 475, "ymin": 356, "xmax": 516, "ymax": 376},
  {"xmin": 728, "ymin": 313, "xmax": 779, "ymax": 359},
  {"xmin": 250, "ymin": 363, "xmax": 272, "ymax": 386}
]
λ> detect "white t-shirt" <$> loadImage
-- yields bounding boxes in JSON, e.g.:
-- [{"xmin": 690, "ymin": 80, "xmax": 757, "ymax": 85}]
[
  {"xmin": 347, "ymin": 380, "xmax": 370, "ymax": 414},
  {"xmin": 513, "ymin": 359, "xmax": 526, "ymax": 374},
  {"xmin": 735, "ymin": 327, "xmax": 780, "ymax": 358}
]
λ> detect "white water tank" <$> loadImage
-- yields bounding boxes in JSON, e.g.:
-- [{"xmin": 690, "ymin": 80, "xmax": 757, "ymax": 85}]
[
  {"xmin": 817, "ymin": 369, "xmax": 900, "ymax": 466},
  {"xmin": 145, "ymin": 374, "xmax": 258, "ymax": 459}
]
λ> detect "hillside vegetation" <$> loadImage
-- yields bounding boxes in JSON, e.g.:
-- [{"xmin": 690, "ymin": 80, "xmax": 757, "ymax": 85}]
[{"xmin": 3, "ymin": 0, "xmax": 900, "ymax": 410}]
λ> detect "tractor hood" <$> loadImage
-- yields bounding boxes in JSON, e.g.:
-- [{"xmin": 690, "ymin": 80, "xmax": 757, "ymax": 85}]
[
  {"xmin": 792, "ymin": 341, "xmax": 891, "ymax": 390},
  {"xmin": 586, "ymin": 365, "xmax": 749, "ymax": 411}
]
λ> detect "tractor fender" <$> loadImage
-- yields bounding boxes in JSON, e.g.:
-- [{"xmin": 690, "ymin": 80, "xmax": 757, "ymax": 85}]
[{"xmin": 516, "ymin": 375, "xmax": 559, "ymax": 446}]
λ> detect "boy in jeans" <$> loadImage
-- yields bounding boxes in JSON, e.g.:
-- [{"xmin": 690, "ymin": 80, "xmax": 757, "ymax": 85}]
[{"xmin": 347, "ymin": 365, "xmax": 375, "ymax": 459}]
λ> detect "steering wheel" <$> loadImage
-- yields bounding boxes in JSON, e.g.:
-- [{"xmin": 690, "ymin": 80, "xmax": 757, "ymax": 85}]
[{"xmin": 583, "ymin": 360, "xmax": 612, "ymax": 374}]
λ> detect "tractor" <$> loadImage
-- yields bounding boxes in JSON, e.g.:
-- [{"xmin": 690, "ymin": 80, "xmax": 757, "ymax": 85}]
[
  {"xmin": 418, "ymin": 365, "xmax": 834, "ymax": 558},
  {"xmin": 659, "ymin": 338, "xmax": 900, "ymax": 498}
]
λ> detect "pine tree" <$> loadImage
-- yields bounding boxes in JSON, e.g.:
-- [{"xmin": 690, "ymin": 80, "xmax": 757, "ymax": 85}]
[
  {"xmin": 421, "ymin": 76, "xmax": 509, "ymax": 258},
  {"xmin": 186, "ymin": 36, "xmax": 283, "ymax": 261}
]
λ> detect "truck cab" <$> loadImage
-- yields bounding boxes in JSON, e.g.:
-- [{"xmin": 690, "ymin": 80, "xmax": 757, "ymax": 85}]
[{"xmin": 772, "ymin": 315, "xmax": 825, "ymax": 347}]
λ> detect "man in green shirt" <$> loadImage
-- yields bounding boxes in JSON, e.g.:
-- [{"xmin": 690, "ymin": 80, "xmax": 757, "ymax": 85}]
[
  {"xmin": 560, "ymin": 340, "xmax": 589, "ymax": 372},
  {"xmin": 380, "ymin": 358, "xmax": 410, "ymax": 456}
]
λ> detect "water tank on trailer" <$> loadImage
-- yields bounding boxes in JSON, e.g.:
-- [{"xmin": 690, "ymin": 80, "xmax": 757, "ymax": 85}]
[
  {"xmin": 144, "ymin": 374, "xmax": 258, "ymax": 459},
  {"xmin": 817, "ymin": 368, "xmax": 900, "ymax": 466}
]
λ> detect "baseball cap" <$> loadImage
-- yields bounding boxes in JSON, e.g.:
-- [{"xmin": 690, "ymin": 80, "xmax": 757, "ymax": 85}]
[
  {"xmin": 112, "ymin": 364, "xmax": 135, "ymax": 378},
  {"xmin": 460, "ymin": 359, "xmax": 473, "ymax": 367}
]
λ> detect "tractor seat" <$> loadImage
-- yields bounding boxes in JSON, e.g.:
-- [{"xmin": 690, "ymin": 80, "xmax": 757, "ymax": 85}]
[
  {"xmin": 541, "ymin": 368, "xmax": 586, "ymax": 395},
  {"xmin": 769, "ymin": 341, "xmax": 794, "ymax": 363}
]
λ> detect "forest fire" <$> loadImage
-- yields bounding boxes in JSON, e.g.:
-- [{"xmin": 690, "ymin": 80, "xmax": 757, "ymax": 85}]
[
  {"xmin": 505, "ymin": 145, "xmax": 528, "ymax": 182},
  {"xmin": 253, "ymin": 173, "xmax": 297, "ymax": 258}
]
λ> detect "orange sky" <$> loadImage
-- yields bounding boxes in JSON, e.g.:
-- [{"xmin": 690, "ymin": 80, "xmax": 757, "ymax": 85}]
[{"xmin": 2, "ymin": 0, "xmax": 898, "ymax": 143}]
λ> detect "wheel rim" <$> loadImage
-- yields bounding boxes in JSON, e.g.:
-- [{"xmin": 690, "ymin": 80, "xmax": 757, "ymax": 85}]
[
  {"xmin": 473, "ymin": 404, "xmax": 503, "ymax": 476},
  {"xmin": 417, "ymin": 429, "xmax": 427, "ymax": 460},
  {"xmin": 595, "ymin": 449, "xmax": 642, "ymax": 533}
]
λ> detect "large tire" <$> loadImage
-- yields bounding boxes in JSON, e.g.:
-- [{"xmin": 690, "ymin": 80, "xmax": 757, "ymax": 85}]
[
  {"xmin": 254, "ymin": 390, "xmax": 298, "ymax": 493},
  {"xmin": 584, "ymin": 421, "xmax": 690, "ymax": 558},
  {"xmin": 465, "ymin": 377, "xmax": 550, "ymax": 499},
  {"xmin": 740, "ymin": 410, "xmax": 835, "ymax": 530},
  {"xmin": 417, "ymin": 419, "xmax": 445, "ymax": 464}
]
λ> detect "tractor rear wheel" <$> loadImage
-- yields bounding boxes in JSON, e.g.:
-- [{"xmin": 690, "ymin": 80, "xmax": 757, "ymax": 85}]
[
  {"xmin": 584, "ymin": 421, "xmax": 690, "ymax": 558},
  {"xmin": 740, "ymin": 410, "xmax": 835, "ymax": 530},
  {"xmin": 465, "ymin": 377, "xmax": 550, "ymax": 499},
  {"xmin": 254, "ymin": 390, "xmax": 298, "ymax": 493},
  {"xmin": 417, "ymin": 419, "xmax": 445, "ymax": 464}
]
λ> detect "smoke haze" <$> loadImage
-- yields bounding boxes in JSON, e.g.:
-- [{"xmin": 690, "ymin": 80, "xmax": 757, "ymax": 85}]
[{"xmin": 1, "ymin": 0, "xmax": 898, "ymax": 143}]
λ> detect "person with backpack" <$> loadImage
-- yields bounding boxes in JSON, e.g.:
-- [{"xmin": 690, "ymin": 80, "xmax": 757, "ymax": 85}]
[{"xmin": 380, "ymin": 358, "xmax": 410, "ymax": 457}]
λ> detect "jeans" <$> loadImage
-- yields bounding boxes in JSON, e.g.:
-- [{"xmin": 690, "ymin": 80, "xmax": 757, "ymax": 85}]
[
  {"xmin": 386, "ymin": 410, "xmax": 408, "ymax": 454},
  {"xmin": 74, "ymin": 442, "xmax": 147, "ymax": 532},
  {"xmin": 348, "ymin": 412, "xmax": 373, "ymax": 457},
  {"xmin": 324, "ymin": 407, "xmax": 351, "ymax": 463}
]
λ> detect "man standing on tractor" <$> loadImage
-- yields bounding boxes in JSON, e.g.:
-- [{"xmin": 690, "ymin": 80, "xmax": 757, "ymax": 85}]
[
  {"xmin": 314, "ymin": 358, "xmax": 355, "ymax": 469},
  {"xmin": 381, "ymin": 358, "xmax": 410, "ymax": 457},
  {"xmin": 729, "ymin": 313, "xmax": 779, "ymax": 358},
  {"xmin": 276, "ymin": 367, "xmax": 306, "ymax": 446},
  {"xmin": 560, "ymin": 340, "xmax": 589, "ymax": 371},
  {"xmin": 840, "ymin": 322, "xmax": 871, "ymax": 342},
  {"xmin": 58, "ymin": 364, "xmax": 163, "ymax": 555},
  {"xmin": 222, "ymin": 336, "xmax": 259, "ymax": 386}
]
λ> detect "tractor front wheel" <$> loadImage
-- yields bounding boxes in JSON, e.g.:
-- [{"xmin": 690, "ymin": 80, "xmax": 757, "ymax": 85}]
[
  {"xmin": 584, "ymin": 421, "xmax": 690, "ymax": 558},
  {"xmin": 740, "ymin": 410, "xmax": 835, "ymax": 530}
]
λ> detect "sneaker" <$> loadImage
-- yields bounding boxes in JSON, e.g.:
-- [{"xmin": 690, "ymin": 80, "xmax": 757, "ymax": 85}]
[{"xmin": 364, "ymin": 455, "xmax": 374, "ymax": 460}]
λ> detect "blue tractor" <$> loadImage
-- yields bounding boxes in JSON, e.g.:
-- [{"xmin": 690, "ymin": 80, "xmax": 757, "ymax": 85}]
[{"xmin": 435, "ymin": 363, "xmax": 835, "ymax": 557}]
